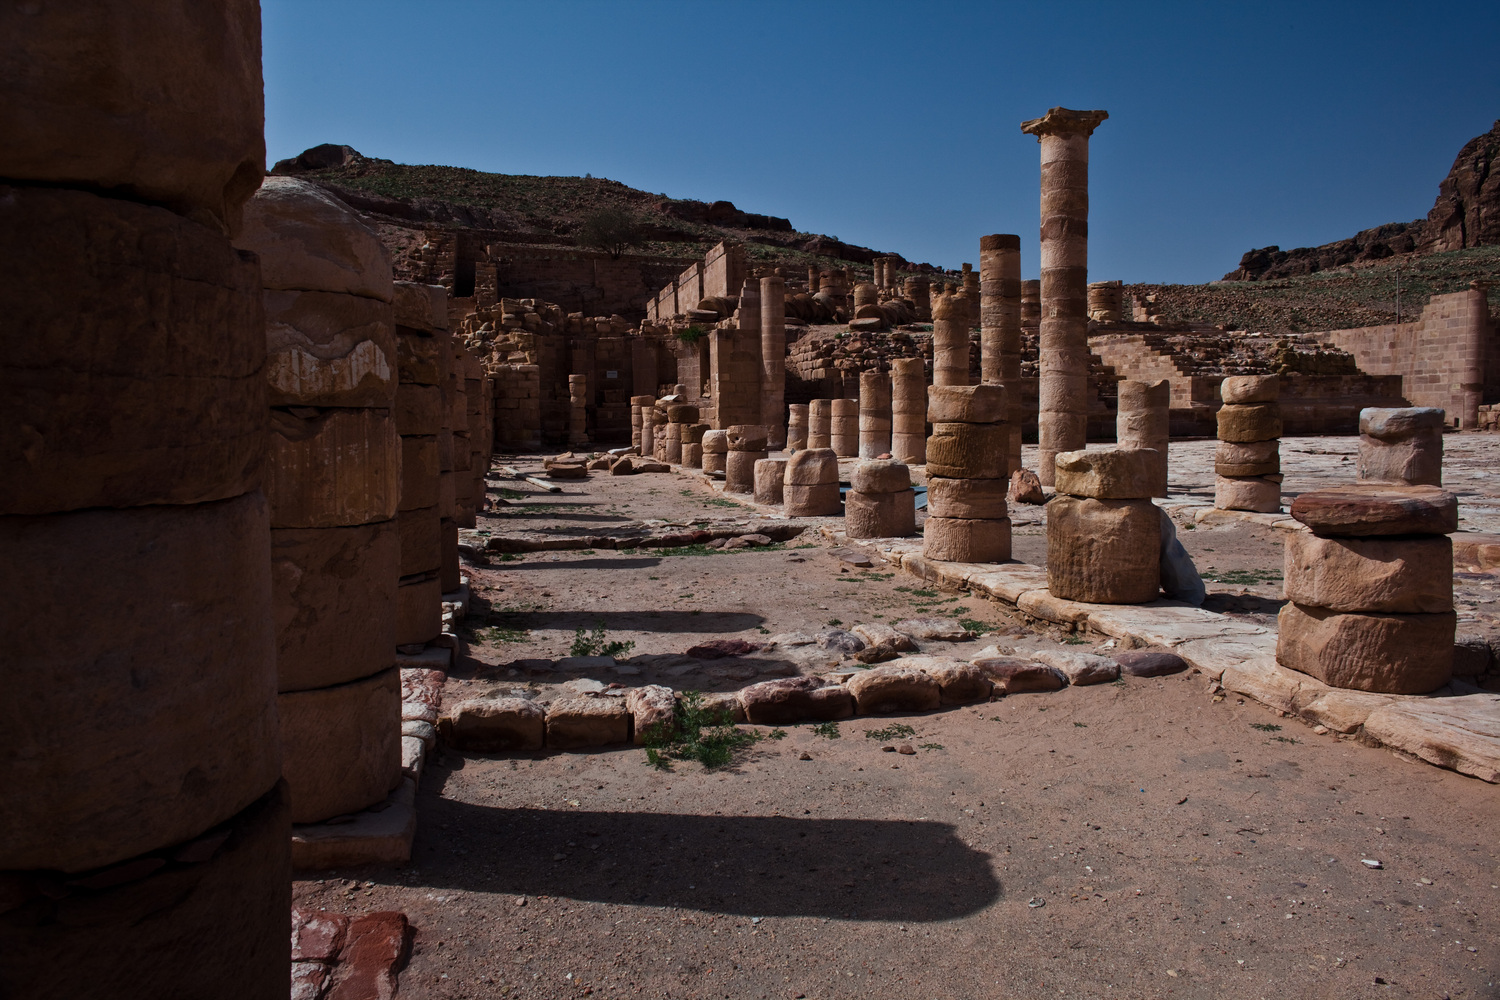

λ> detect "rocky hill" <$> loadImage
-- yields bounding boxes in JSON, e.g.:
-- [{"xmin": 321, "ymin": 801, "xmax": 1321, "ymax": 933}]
[
  {"xmin": 1224, "ymin": 119, "xmax": 1500, "ymax": 281},
  {"xmin": 271, "ymin": 143, "xmax": 928, "ymax": 275}
]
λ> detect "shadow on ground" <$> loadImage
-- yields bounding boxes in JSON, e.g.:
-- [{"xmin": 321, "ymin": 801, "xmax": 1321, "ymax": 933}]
[
  {"xmin": 410, "ymin": 800, "xmax": 1001, "ymax": 922},
  {"xmin": 469, "ymin": 609, "xmax": 767, "ymax": 633}
]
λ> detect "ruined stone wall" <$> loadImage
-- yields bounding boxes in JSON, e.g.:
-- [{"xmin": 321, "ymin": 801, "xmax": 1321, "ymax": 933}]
[
  {"xmin": 647, "ymin": 242, "xmax": 746, "ymax": 321},
  {"xmin": 1312, "ymin": 288, "xmax": 1493, "ymax": 427}
]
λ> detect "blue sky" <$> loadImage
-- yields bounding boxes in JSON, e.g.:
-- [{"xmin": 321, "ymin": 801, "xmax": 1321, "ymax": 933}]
[{"xmin": 262, "ymin": 1, "xmax": 1500, "ymax": 284}]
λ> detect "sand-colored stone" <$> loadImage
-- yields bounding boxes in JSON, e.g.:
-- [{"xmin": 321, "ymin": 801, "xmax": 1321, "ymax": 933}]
[
  {"xmin": 1290, "ymin": 484, "xmax": 1458, "ymax": 537},
  {"xmin": 890, "ymin": 357, "xmax": 927, "ymax": 465},
  {"xmin": 1214, "ymin": 475, "xmax": 1281, "ymax": 513},
  {"xmin": 1284, "ymin": 532, "xmax": 1453, "ymax": 613},
  {"xmin": 846, "ymin": 664, "xmax": 941, "ymax": 714},
  {"xmin": 1216, "ymin": 402, "xmax": 1282, "ymax": 443},
  {"xmin": 1046, "ymin": 496, "xmax": 1161, "ymax": 604},
  {"xmin": 393, "ymin": 281, "xmax": 447, "ymax": 333},
  {"xmin": 931, "ymin": 292, "xmax": 970, "ymax": 387},
  {"xmin": 395, "ymin": 574, "xmax": 442, "ymax": 647},
  {"xmin": 725, "ymin": 450, "xmax": 766, "ymax": 494},
  {"xmin": 787, "ymin": 404, "xmax": 809, "ymax": 451},
  {"xmin": 808, "ymin": 399, "xmax": 833, "ymax": 450},
  {"xmin": 440, "ymin": 698, "xmax": 546, "ymax": 751},
  {"xmin": 926, "ymin": 476, "xmax": 1009, "ymax": 519},
  {"xmin": 1116, "ymin": 379, "xmax": 1170, "ymax": 497},
  {"xmin": 265, "ymin": 408, "xmax": 400, "ymax": 529},
  {"xmin": 263, "ymin": 290, "xmax": 395, "ymax": 408},
  {"xmin": 727, "ymin": 424, "xmax": 768, "ymax": 452},
  {"xmin": 1214, "ymin": 439, "xmax": 1280, "ymax": 477},
  {"xmin": 830, "ymin": 398, "xmax": 859, "ymax": 457},
  {"xmin": 1277, "ymin": 603, "xmax": 1455, "ymax": 694},
  {"xmin": 785, "ymin": 448, "xmax": 840, "ymax": 485},
  {"xmin": 701, "ymin": 429, "xmax": 728, "ymax": 454},
  {"xmin": 859, "ymin": 371, "xmax": 893, "ymax": 458},
  {"xmin": 925, "ymin": 423, "xmax": 1010, "ymax": 479},
  {"xmin": 845, "ymin": 490, "xmax": 916, "ymax": 539},
  {"xmin": 922, "ymin": 516, "xmax": 1012, "ymax": 563},
  {"xmin": 754, "ymin": 459, "xmax": 787, "ymax": 505},
  {"xmin": 740, "ymin": 677, "xmax": 854, "ymax": 725},
  {"xmin": 1220, "ymin": 374, "xmax": 1279, "ymax": 404},
  {"xmin": 277, "ymin": 667, "xmax": 402, "ymax": 824},
  {"xmin": 546, "ymin": 697, "xmax": 632, "ymax": 749},
  {"xmin": 761, "ymin": 276, "xmax": 787, "ymax": 448},
  {"xmin": 626, "ymin": 686, "xmax": 677, "ymax": 745},
  {"xmin": 237, "ymin": 177, "xmax": 393, "ymax": 301},
  {"xmin": 784, "ymin": 483, "xmax": 842, "ymax": 517},
  {"xmin": 927, "ymin": 384, "xmax": 1006, "ymax": 424},
  {"xmin": 1054, "ymin": 448, "xmax": 1157, "ymax": 500},
  {"xmin": 851, "ymin": 459, "xmax": 911, "ymax": 494}
]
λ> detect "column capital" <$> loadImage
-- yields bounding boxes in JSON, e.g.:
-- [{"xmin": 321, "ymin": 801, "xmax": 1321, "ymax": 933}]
[{"xmin": 1021, "ymin": 107, "xmax": 1109, "ymax": 139}]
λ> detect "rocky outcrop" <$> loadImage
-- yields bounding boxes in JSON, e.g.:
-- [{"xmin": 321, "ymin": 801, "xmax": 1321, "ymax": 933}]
[{"xmin": 1225, "ymin": 120, "xmax": 1500, "ymax": 280}]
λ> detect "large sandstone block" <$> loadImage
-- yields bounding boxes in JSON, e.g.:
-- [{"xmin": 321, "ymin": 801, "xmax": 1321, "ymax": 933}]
[
  {"xmin": 1046, "ymin": 496, "xmax": 1161, "ymax": 604},
  {"xmin": 927, "ymin": 384, "xmax": 1006, "ymax": 423},
  {"xmin": 236, "ymin": 178, "xmax": 393, "ymax": 301},
  {"xmin": 0, "ymin": 784, "xmax": 290, "ymax": 1000},
  {"xmin": 851, "ymin": 459, "xmax": 911, "ymax": 494},
  {"xmin": 266, "ymin": 408, "xmax": 401, "ymax": 529},
  {"xmin": 1277, "ymin": 603, "xmax": 1454, "ymax": 694},
  {"xmin": 926, "ymin": 423, "xmax": 1009, "ymax": 479},
  {"xmin": 0, "ymin": 0, "xmax": 265, "ymax": 236},
  {"xmin": 846, "ymin": 664, "xmax": 941, "ymax": 714},
  {"xmin": 546, "ymin": 697, "xmax": 632, "ymax": 749},
  {"xmin": 272, "ymin": 521, "xmax": 397, "ymax": 693},
  {"xmin": 1358, "ymin": 424, "xmax": 1443, "ymax": 486},
  {"xmin": 703, "ymin": 451, "xmax": 727, "ymax": 476},
  {"xmin": 626, "ymin": 686, "xmax": 676, "ymax": 745},
  {"xmin": 1219, "ymin": 374, "xmax": 1279, "ymax": 404},
  {"xmin": 398, "ymin": 506, "xmax": 442, "ymax": 578},
  {"xmin": 264, "ymin": 290, "xmax": 395, "ymax": 408},
  {"xmin": 1214, "ymin": 439, "xmax": 1280, "ymax": 477},
  {"xmin": 1214, "ymin": 474, "xmax": 1281, "ymax": 513},
  {"xmin": 1216, "ymin": 403, "xmax": 1281, "ymax": 443},
  {"xmin": 914, "ymin": 659, "xmax": 994, "ymax": 705},
  {"xmin": 393, "ymin": 281, "xmax": 447, "ymax": 333},
  {"xmin": 395, "ymin": 574, "xmax": 442, "ymax": 647},
  {"xmin": 972, "ymin": 656, "xmax": 1066, "ymax": 693},
  {"xmin": 0, "ymin": 185, "xmax": 265, "ymax": 515},
  {"xmin": 784, "ymin": 483, "xmax": 843, "ymax": 517},
  {"xmin": 727, "ymin": 425, "xmax": 768, "ymax": 451},
  {"xmin": 395, "ymin": 383, "xmax": 444, "ymax": 436},
  {"xmin": 740, "ymin": 677, "xmax": 855, "ymax": 725},
  {"xmin": 701, "ymin": 430, "xmax": 729, "ymax": 454},
  {"xmin": 1360, "ymin": 406, "xmax": 1446, "ymax": 438},
  {"xmin": 396, "ymin": 328, "xmax": 444, "ymax": 386},
  {"xmin": 1284, "ymin": 532, "xmax": 1452, "ymax": 613},
  {"xmin": 278, "ymin": 668, "xmax": 402, "ymax": 824},
  {"xmin": 845, "ymin": 490, "xmax": 916, "ymax": 538},
  {"xmin": 926, "ymin": 476, "xmax": 1008, "ymax": 519},
  {"xmin": 1290, "ymin": 485, "xmax": 1457, "ymax": 537},
  {"xmin": 923, "ymin": 516, "xmax": 1012, "ymax": 563},
  {"xmin": 754, "ymin": 459, "xmax": 787, "ymax": 505},
  {"xmin": 399, "ymin": 435, "xmax": 440, "ymax": 510},
  {"xmin": 725, "ymin": 450, "xmax": 766, "ymax": 494},
  {"xmin": 785, "ymin": 448, "xmax": 840, "ymax": 485},
  {"xmin": 439, "ymin": 698, "xmax": 545, "ymax": 752},
  {"xmin": 0, "ymin": 493, "xmax": 279, "ymax": 872},
  {"xmin": 1054, "ymin": 448, "xmax": 1157, "ymax": 500}
]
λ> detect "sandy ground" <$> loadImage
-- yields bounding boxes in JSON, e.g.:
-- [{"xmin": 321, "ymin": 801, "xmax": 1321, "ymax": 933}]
[{"xmin": 294, "ymin": 435, "xmax": 1500, "ymax": 999}]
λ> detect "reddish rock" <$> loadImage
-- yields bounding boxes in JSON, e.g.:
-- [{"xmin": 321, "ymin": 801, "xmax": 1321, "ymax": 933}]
[
  {"xmin": 291, "ymin": 907, "xmax": 348, "ymax": 962},
  {"xmin": 325, "ymin": 912, "xmax": 413, "ymax": 1000},
  {"xmin": 972, "ymin": 656, "xmax": 1067, "ymax": 693},
  {"xmin": 1114, "ymin": 650, "xmax": 1188, "ymax": 677},
  {"xmin": 1009, "ymin": 468, "xmax": 1045, "ymax": 504},
  {"xmin": 684, "ymin": 639, "xmax": 762, "ymax": 658},
  {"xmin": 846, "ymin": 664, "xmax": 941, "ymax": 714},
  {"xmin": 626, "ymin": 685, "xmax": 676, "ymax": 744},
  {"xmin": 1290, "ymin": 484, "xmax": 1457, "ymax": 537}
]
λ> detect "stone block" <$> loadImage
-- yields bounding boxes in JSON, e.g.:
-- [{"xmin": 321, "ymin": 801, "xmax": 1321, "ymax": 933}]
[
  {"xmin": 278, "ymin": 667, "xmax": 402, "ymax": 824},
  {"xmin": 546, "ymin": 697, "xmax": 631, "ymax": 749},
  {"xmin": 1214, "ymin": 439, "xmax": 1280, "ymax": 477},
  {"xmin": 1046, "ymin": 496, "xmax": 1161, "ymax": 604},
  {"xmin": 1358, "ymin": 432, "xmax": 1443, "ymax": 486},
  {"xmin": 846, "ymin": 664, "xmax": 941, "ymax": 714},
  {"xmin": 926, "ymin": 476, "xmax": 1009, "ymax": 519},
  {"xmin": 914, "ymin": 659, "xmax": 994, "ymax": 705},
  {"xmin": 972, "ymin": 656, "xmax": 1066, "ymax": 693},
  {"xmin": 1032, "ymin": 650, "xmax": 1120, "ymax": 685},
  {"xmin": 1276, "ymin": 602, "xmax": 1455, "ymax": 694},
  {"xmin": 0, "ymin": 493, "xmax": 278, "ymax": 872},
  {"xmin": 438, "ymin": 698, "xmax": 545, "ymax": 751},
  {"xmin": 753, "ymin": 459, "xmax": 787, "ymax": 505},
  {"xmin": 681, "ymin": 443, "xmax": 702, "ymax": 469},
  {"xmin": 1054, "ymin": 448, "xmax": 1157, "ymax": 500},
  {"xmin": 727, "ymin": 424, "xmax": 768, "ymax": 451},
  {"xmin": 264, "ymin": 290, "xmax": 395, "ymax": 408},
  {"xmin": 922, "ymin": 516, "xmax": 1012, "ymax": 563},
  {"xmin": 0, "ymin": 185, "xmax": 264, "ymax": 515},
  {"xmin": 1290, "ymin": 484, "xmax": 1457, "ymax": 537},
  {"xmin": 0, "ymin": 784, "xmax": 290, "ymax": 1000},
  {"xmin": 399, "ymin": 434, "xmax": 440, "ymax": 510},
  {"xmin": 397, "ymin": 505, "xmax": 441, "ymax": 578},
  {"xmin": 395, "ymin": 383, "xmax": 443, "ymax": 436},
  {"xmin": 682, "ymin": 423, "xmax": 709, "ymax": 445},
  {"xmin": 393, "ymin": 281, "xmax": 447, "ymax": 333},
  {"xmin": 1214, "ymin": 475, "xmax": 1281, "ymax": 513},
  {"xmin": 703, "ymin": 452, "xmax": 726, "ymax": 475},
  {"xmin": 1284, "ymin": 532, "xmax": 1452, "ymax": 613},
  {"xmin": 784, "ymin": 482, "xmax": 842, "ymax": 517},
  {"xmin": 1219, "ymin": 374, "xmax": 1279, "ymax": 404},
  {"xmin": 785, "ymin": 448, "xmax": 839, "ymax": 485},
  {"xmin": 725, "ymin": 450, "xmax": 766, "ymax": 494},
  {"xmin": 1114, "ymin": 650, "xmax": 1188, "ymax": 676},
  {"xmin": 272, "ymin": 521, "xmax": 398, "ymax": 693},
  {"xmin": 266, "ymin": 408, "xmax": 400, "ymax": 529},
  {"xmin": 701, "ymin": 430, "xmax": 729, "ymax": 454},
  {"xmin": 845, "ymin": 490, "xmax": 916, "ymax": 538},
  {"xmin": 0, "ymin": 0, "xmax": 266, "ymax": 236},
  {"xmin": 395, "ymin": 574, "xmax": 442, "ymax": 647},
  {"xmin": 926, "ymin": 423, "xmax": 1009, "ymax": 479},
  {"xmin": 926, "ymin": 384, "xmax": 1006, "ymax": 423},
  {"xmin": 851, "ymin": 459, "xmax": 911, "ymax": 494},
  {"xmin": 237, "ymin": 177, "xmax": 393, "ymax": 301},
  {"xmin": 396, "ymin": 328, "xmax": 443, "ymax": 385},
  {"xmin": 626, "ymin": 685, "xmax": 676, "ymax": 744},
  {"xmin": 1216, "ymin": 403, "xmax": 1281, "ymax": 443},
  {"xmin": 740, "ymin": 677, "xmax": 855, "ymax": 725},
  {"xmin": 667, "ymin": 405, "xmax": 699, "ymax": 423},
  {"xmin": 1360, "ymin": 406, "xmax": 1446, "ymax": 438}
]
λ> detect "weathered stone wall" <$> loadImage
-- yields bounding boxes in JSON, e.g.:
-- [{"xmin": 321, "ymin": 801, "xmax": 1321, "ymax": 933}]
[{"xmin": 648, "ymin": 241, "xmax": 747, "ymax": 321}]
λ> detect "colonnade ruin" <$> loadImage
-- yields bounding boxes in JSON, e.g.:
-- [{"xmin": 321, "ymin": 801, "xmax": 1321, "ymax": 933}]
[{"xmin": 4, "ymin": 6, "xmax": 1500, "ymax": 995}]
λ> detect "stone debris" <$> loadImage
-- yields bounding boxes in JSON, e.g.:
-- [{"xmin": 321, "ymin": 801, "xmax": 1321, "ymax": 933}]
[{"xmin": 290, "ymin": 907, "xmax": 413, "ymax": 1000}]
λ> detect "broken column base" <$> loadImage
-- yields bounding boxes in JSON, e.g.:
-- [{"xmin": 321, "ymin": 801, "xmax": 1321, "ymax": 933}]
[
  {"xmin": 922, "ymin": 516, "xmax": 1011, "ymax": 562},
  {"xmin": 846, "ymin": 489, "xmax": 916, "ymax": 539},
  {"xmin": 1046, "ymin": 496, "xmax": 1160, "ymax": 604},
  {"xmin": 1276, "ymin": 602, "xmax": 1455, "ymax": 694},
  {"xmin": 1214, "ymin": 474, "xmax": 1281, "ymax": 513}
]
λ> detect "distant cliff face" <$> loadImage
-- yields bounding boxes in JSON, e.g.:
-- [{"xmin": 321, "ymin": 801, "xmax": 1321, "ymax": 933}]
[{"xmin": 1225, "ymin": 119, "xmax": 1500, "ymax": 281}]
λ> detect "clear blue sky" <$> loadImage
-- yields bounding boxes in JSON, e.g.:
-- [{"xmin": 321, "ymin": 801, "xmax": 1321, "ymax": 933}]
[{"xmin": 262, "ymin": 0, "xmax": 1500, "ymax": 284}]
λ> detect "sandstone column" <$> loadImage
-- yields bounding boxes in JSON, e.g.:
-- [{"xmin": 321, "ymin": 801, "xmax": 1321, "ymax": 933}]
[
  {"xmin": 1117, "ymin": 379, "xmax": 1170, "ymax": 497},
  {"xmin": 725, "ymin": 425, "xmax": 767, "ymax": 493},
  {"xmin": 760, "ymin": 275, "xmax": 787, "ymax": 448},
  {"xmin": 931, "ymin": 291, "xmax": 970, "ymax": 387},
  {"xmin": 787, "ymin": 403, "xmax": 809, "ymax": 451},
  {"xmin": 1357, "ymin": 407, "xmax": 1445, "ymax": 486},
  {"xmin": 831, "ymin": 398, "xmax": 860, "ymax": 457},
  {"xmin": 846, "ymin": 459, "xmax": 917, "ymax": 538},
  {"xmin": 1087, "ymin": 280, "xmax": 1123, "ymax": 322},
  {"xmin": 568, "ymin": 374, "xmax": 588, "ymax": 445},
  {"xmin": 630, "ymin": 394, "xmax": 654, "ymax": 453},
  {"xmin": 980, "ymin": 234, "xmax": 1024, "ymax": 474},
  {"xmin": 0, "ymin": 5, "xmax": 288, "ymax": 994},
  {"xmin": 754, "ymin": 457, "xmax": 788, "ymax": 505},
  {"xmin": 701, "ymin": 428, "xmax": 728, "ymax": 475},
  {"xmin": 923, "ymin": 385, "xmax": 1011, "ymax": 562},
  {"xmin": 1022, "ymin": 107, "xmax": 1109, "ymax": 485},
  {"xmin": 906, "ymin": 276, "xmax": 932, "ymax": 322},
  {"xmin": 808, "ymin": 399, "xmax": 833, "ymax": 450},
  {"xmin": 1048, "ymin": 449, "xmax": 1161, "ymax": 603},
  {"xmin": 962, "ymin": 262, "xmax": 980, "ymax": 327},
  {"xmin": 890, "ymin": 357, "xmax": 928, "ymax": 465},
  {"xmin": 681, "ymin": 422, "xmax": 707, "ymax": 468},
  {"xmin": 1215, "ymin": 375, "xmax": 1282, "ymax": 513},
  {"xmin": 859, "ymin": 370, "xmax": 893, "ymax": 458},
  {"xmin": 1279, "ymin": 485, "xmax": 1457, "ymax": 694},
  {"xmin": 808, "ymin": 266, "xmax": 820, "ymax": 294},
  {"xmin": 1021, "ymin": 279, "xmax": 1041, "ymax": 330},
  {"xmin": 784, "ymin": 448, "xmax": 842, "ymax": 516}
]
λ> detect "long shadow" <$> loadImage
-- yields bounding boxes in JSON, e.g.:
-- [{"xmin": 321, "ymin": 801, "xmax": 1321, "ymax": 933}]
[
  {"xmin": 495, "ymin": 511, "xmax": 637, "ymax": 523},
  {"xmin": 409, "ymin": 800, "xmax": 1000, "ymax": 921},
  {"xmin": 498, "ymin": 557, "xmax": 663, "ymax": 571},
  {"xmin": 474, "ymin": 610, "xmax": 766, "ymax": 633}
]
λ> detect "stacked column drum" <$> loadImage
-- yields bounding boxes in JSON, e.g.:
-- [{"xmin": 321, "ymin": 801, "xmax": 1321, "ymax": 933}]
[
  {"xmin": 859, "ymin": 370, "xmax": 893, "ymax": 458},
  {"xmin": 931, "ymin": 291, "xmax": 970, "ymax": 387},
  {"xmin": 1117, "ymin": 379, "xmax": 1170, "ymax": 498},
  {"xmin": 784, "ymin": 449, "xmax": 843, "ymax": 516},
  {"xmin": 1358, "ymin": 407, "xmax": 1444, "ymax": 486},
  {"xmin": 1280, "ymin": 485, "xmax": 1456, "ymax": 694},
  {"xmin": 0, "ymin": 2, "xmax": 288, "ymax": 994},
  {"xmin": 830, "ymin": 398, "xmax": 859, "ymax": 457},
  {"xmin": 725, "ymin": 425, "xmax": 767, "ymax": 494},
  {"xmin": 846, "ymin": 460, "xmax": 917, "ymax": 539},
  {"xmin": 923, "ymin": 385, "xmax": 1011, "ymax": 562},
  {"xmin": 1047, "ymin": 449, "xmax": 1162, "ymax": 604},
  {"xmin": 890, "ymin": 358, "xmax": 927, "ymax": 465},
  {"xmin": 701, "ymin": 429, "xmax": 729, "ymax": 476},
  {"xmin": 787, "ymin": 403, "xmax": 810, "ymax": 452},
  {"xmin": 808, "ymin": 400, "xmax": 833, "ymax": 450},
  {"xmin": 754, "ymin": 458, "xmax": 788, "ymax": 506},
  {"xmin": 1215, "ymin": 375, "xmax": 1282, "ymax": 513}
]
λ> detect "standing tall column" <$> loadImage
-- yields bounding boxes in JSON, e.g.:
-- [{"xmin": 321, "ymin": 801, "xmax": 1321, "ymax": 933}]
[
  {"xmin": 808, "ymin": 266, "xmax": 820, "ymax": 294},
  {"xmin": 1022, "ymin": 106, "xmax": 1108, "ymax": 485},
  {"xmin": 808, "ymin": 399, "xmax": 833, "ymax": 450},
  {"xmin": 859, "ymin": 370, "xmax": 893, "ymax": 458},
  {"xmin": 906, "ymin": 276, "xmax": 932, "ymax": 322},
  {"xmin": 890, "ymin": 358, "xmax": 928, "ymax": 465},
  {"xmin": 760, "ymin": 275, "xmax": 786, "ymax": 448},
  {"xmin": 1021, "ymin": 280, "xmax": 1041, "ymax": 331},
  {"xmin": 980, "ymin": 234, "xmax": 1024, "ymax": 473},
  {"xmin": 931, "ymin": 291, "xmax": 970, "ymax": 387}
]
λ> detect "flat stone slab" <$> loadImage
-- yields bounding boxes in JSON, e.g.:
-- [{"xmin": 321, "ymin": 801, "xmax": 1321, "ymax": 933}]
[
  {"xmin": 291, "ymin": 777, "xmax": 416, "ymax": 868},
  {"xmin": 1362, "ymin": 695, "xmax": 1500, "ymax": 783},
  {"xmin": 1086, "ymin": 602, "xmax": 1270, "ymax": 647}
]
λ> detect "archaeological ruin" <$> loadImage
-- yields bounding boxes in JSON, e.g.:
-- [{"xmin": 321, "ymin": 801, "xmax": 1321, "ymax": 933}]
[{"xmin": 5, "ymin": 4, "xmax": 1500, "ymax": 996}]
